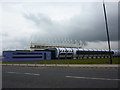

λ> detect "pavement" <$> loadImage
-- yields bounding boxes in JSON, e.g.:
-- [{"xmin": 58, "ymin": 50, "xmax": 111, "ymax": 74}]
[
  {"xmin": 2, "ymin": 66, "xmax": 120, "ymax": 88},
  {"xmin": 2, "ymin": 64, "xmax": 119, "ymax": 68}
]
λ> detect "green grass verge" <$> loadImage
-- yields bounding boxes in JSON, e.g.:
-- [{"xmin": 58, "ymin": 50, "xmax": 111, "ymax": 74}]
[
  {"xmin": 2, "ymin": 57, "xmax": 120, "ymax": 64},
  {"xmin": 0, "ymin": 56, "xmax": 2, "ymax": 64}
]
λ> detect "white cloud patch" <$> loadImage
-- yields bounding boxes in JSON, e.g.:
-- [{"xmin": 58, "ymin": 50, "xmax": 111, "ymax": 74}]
[
  {"xmin": 0, "ymin": 2, "xmax": 118, "ymax": 55},
  {"xmin": 83, "ymin": 41, "xmax": 118, "ymax": 50}
]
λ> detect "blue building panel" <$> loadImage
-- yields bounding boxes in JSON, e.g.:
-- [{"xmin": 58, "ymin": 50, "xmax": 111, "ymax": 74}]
[{"xmin": 2, "ymin": 50, "xmax": 51, "ymax": 62}]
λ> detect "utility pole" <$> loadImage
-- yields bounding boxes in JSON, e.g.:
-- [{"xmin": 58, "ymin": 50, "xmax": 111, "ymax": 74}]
[{"xmin": 103, "ymin": 0, "xmax": 112, "ymax": 64}]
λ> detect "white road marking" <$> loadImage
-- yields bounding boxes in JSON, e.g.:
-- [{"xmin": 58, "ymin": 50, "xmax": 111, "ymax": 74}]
[
  {"xmin": 7, "ymin": 72, "xmax": 16, "ymax": 74},
  {"xmin": 33, "ymin": 74, "xmax": 40, "ymax": 76},
  {"xmin": 24, "ymin": 73, "xmax": 32, "ymax": 75},
  {"xmin": 65, "ymin": 76, "xmax": 120, "ymax": 81},
  {"xmin": 24, "ymin": 73, "xmax": 40, "ymax": 76},
  {"xmin": 6, "ymin": 72, "xmax": 40, "ymax": 76}
]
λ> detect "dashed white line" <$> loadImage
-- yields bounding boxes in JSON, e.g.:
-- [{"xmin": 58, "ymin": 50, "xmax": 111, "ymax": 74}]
[
  {"xmin": 6, "ymin": 72, "xmax": 40, "ymax": 76},
  {"xmin": 33, "ymin": 74, "xmax": 40, "ymax": 76},
  {"xmin": 7, "ymin": 72, "xmax": 16, "ymax": 74},
  {"xmin": 24, "ymin": 73, "xmax": 32, "ymax": 75},
  {"xmin": 65, "ymin": 76, "xmax": 120, "ymax": 81},
  {"xmin": 24, "ymin": 73, "xmax": 40, "ymax": 76}
]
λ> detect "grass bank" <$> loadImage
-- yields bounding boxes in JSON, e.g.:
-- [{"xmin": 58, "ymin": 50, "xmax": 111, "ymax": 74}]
[
  {"xmin": 0, "ymin": 56, "xmax": 2, "ymax": 64},
  {"xmin": 2, "ymin": 57, "xmax": 120, "ymax": 64}
]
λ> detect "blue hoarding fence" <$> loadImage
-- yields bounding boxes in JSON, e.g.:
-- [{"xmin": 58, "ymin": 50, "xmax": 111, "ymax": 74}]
[{"xmin": 2, "ymin": 50, "xmax": 51, "ymax": 62}]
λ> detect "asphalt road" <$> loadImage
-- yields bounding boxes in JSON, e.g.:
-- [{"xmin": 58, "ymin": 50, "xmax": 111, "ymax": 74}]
[{"xmin": 2, "ymin": 66, "xmax": 120, "ymax": 88}]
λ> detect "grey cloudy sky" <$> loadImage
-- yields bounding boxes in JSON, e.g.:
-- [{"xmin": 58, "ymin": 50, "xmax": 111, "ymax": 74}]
[{"xmin": 0, "ymin": 0, "xmax": 119, "ymax": 54}]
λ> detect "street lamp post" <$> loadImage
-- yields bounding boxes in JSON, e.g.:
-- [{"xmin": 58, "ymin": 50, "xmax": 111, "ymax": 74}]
[{"xmin": 103, "ymin": 0, "xmax": 112, "ymax": 64}]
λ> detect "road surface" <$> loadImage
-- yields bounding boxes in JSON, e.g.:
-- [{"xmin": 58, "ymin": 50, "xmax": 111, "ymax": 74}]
[{"xmin": 2, "ymin": 66, "xmax": 120, "ymax": 88}]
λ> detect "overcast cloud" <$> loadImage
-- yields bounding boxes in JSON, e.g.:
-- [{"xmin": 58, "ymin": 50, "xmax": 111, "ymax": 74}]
[{"xmin": 0, "ymin": 1, "xmax": 119, "ymax": 54}]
